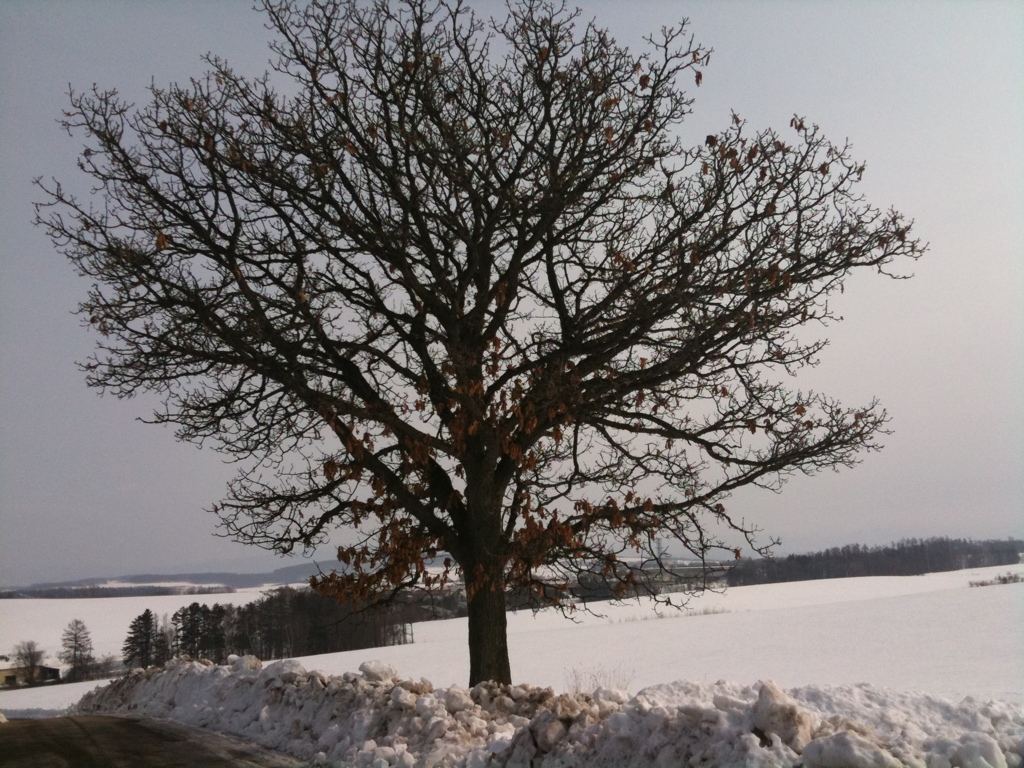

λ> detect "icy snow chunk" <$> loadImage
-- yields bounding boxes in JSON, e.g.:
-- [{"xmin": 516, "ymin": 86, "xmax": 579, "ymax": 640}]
[
  {"xmin": 606, "ymin": 710, "xmax": 632, "ymax": 735},
  {"xmin": 359, "ymin": 660, "xmax": 398, "ymax": 683},
  {"xmin": 714, "ymin": 693, "xmax": 750, "ymax": 712},
  {"xmin": 487, "ymin": 734, "xmax": 515, "ymax": 756},
  {"xmin": 231, "ymin": 654, "xmax": 262, "ymax": 672},
  {"xmin": 444, "ymin": 685, "xmax": 474, "ymax": 713},
  {"xmin": 593, "ymin": 686, "xmax": 629, "ymax": 706},
  {"xmin": 531, "ymin": 711, "xmax": 569, "ymax": 752},
  {"xmin": 509, "ymin": 685, "xmax": 529, "ymax": 702},
  {"xmin": 415, "ymin": 693, "xmax": 446, "ymax": 720},
  {"xmin": 802, "ymin": 731, "xmax": 903, "ymax": 768},
  {"xmin": 492, "ymin": 694, "xmax": 515, "ymax": 712},
  {"xmin": 926, "ymin": 733, "xmax": 1009, "ymax": 768},
  {"xmin": 259, "ymin": 658, "xmax": 305, "ymax": 685},
  {"xmin": 258, "ymin": 705, "xmax": 273, "ymax": 732},
  {"xmin": 753, "ymin": 680, "xmax": 816, "ymax": 751},
  {"xmin": 423, "ymin": 715, "xmax": 449, "ymax": 741},
  {"xmin": 463, "ymin": 714, "xmax": 490, "ymax": 738},
  {"xmin": 317, "ymin": 722, "xmax": 343, "ymax": 749},
  {"xmin": 551, "ymin": 693, "xmax": 583, "ymax": 720},
  {"xmin": 390, "ymin": 685, "xmax": 417, "ymax": 709}
]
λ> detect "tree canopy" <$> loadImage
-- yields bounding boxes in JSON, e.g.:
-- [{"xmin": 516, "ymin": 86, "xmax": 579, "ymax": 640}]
[{"xmin": 37, "ymin": 0, "xmax": 922, "ymax": 684}]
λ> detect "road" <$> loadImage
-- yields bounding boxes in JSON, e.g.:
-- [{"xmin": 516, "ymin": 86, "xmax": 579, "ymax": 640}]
[{"xmin": 0, "ymin": 715, "xmax": 305, "ymax": 767}]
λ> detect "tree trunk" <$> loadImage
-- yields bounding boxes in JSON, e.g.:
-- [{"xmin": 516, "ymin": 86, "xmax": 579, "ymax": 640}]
[{"xmin": 465, "ymin": 572, "xmax": 512, "ymax": 686}]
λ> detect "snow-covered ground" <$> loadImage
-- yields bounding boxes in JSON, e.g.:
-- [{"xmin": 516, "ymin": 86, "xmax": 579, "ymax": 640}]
[
  {"xmin": 297, "ymin": 565, "xmax": 1024, "ymax": 703},
  {"xmin": 1, "ymin": 564, "xmax": 1022, "ymax": 765},
  {"xmin": 0, "ymin": 677, "xmax": 115, "ymax": 720}
]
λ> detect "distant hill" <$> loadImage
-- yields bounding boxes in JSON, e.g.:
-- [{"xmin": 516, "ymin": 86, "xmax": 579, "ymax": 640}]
[{"xmin": 1, "ymin": 561, "xmax": 338, "ymax": 598}]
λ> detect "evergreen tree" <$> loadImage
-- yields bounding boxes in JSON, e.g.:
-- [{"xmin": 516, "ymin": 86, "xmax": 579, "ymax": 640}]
[
  {"xmin": 153, "ymin": 613, "xmax": 175, "ymax": 667},
  {"xmin": 59, "ymin": 619, "xmax": 95, "ymax": 682},
  {"xmin": 172, "ymin": 602, "xmax": 208, "ymax": 659},
  {"xmin": 122, "ymin": 609, "xmax": 156, "ymax": 668},
  {"xmin": 202, "ymin": 604, "xmax": 229, "ymax": 664}
]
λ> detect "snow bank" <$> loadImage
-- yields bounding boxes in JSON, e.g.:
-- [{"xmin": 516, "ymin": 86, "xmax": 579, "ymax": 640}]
[{"xmin": 74, "ymin": 657, "xmax": 1024, "ymax": 768}]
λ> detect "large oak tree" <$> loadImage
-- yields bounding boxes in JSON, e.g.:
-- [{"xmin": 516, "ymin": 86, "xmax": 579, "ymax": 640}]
[{"xmin": 38, "ymin": 0, "xmax": 922, "ymax": 685}]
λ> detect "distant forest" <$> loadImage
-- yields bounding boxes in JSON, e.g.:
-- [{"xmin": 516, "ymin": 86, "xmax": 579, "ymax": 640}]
[
  {"xmin": 726, "ymin": 538, "xmax": 1023, "ymax": 587},
  {"xmin": 121, "ymin": 586, "xmax": 426, "ymax": 667}
]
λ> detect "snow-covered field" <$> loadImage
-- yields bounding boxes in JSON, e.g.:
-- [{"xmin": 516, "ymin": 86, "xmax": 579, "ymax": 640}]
[{"xmin": 1, "ymin": 564, "xmax": 1022, "ymax": 766}]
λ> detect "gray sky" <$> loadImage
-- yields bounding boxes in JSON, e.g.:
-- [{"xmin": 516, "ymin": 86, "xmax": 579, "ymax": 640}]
[{"xmin": 1, "ymin": 1, "xmax": 1021, "ymax": 587}]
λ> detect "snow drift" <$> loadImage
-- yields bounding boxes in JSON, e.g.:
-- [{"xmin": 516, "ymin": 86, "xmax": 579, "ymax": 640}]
[{"xmin": 75, "ymin": 656, "xmax": 1023, "ymax": 767}]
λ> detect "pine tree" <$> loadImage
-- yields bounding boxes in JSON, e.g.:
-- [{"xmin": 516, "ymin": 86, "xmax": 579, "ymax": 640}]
[
  {"xmin": 152, "ymin": 613, "xmax": 175, "ymax": 666},
  {"xmin": 172, "ymin": 603, "xmax": 206, "ymax": 659},
  {"xmin": 59, "ymin": 619, "xmax": 95, "ymax": 682},
  {"xmin": 122, "ymin": 609, "xmax": 156, "ymax": 668}
]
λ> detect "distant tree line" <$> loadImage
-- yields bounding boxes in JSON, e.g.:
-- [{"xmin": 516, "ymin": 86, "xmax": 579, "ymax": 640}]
[
  {"xmin": 726, "ymin": 537, "xmax": 1023, "ymax": 587},
  {"xmin": 0, "ymin": 584, "xmax": 234, "ymax": 600},
  {"xmin": 122, "ymin": 586, "xmax": 413, "ymax": 668}
]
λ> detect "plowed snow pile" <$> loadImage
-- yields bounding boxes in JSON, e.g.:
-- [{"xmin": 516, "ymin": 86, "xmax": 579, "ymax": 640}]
[{"xmin": 75, "ymin": 656, "xmax": 1023, "ymax": 767}]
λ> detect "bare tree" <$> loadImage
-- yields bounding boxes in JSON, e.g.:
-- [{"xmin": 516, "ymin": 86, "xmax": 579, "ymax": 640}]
[
  {"xmin": 13, "ymin": 640, "xmax": 44, "ymax": 686},
  {"xmin": 36, "ymin": 0, "xmax": 922, "ymax": 684},
  {"xmin": 59, "ymin": 619, "xmax": 96, "ymax": 682}
]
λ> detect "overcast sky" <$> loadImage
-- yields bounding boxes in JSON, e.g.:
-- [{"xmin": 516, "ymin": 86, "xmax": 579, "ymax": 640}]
[{"xmin": 1, "ymin": 1, "xmax": 1021, "ymax": 587}]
